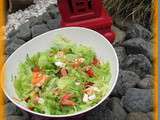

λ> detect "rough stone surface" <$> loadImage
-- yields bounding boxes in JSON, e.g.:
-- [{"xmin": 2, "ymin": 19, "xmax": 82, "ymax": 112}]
[
  {"xmin": 42, "ymin": 12, "xmax": 52, "ymax": 23},
  {"xmin": 126, "ymin": 112, "xmax": 149, "ymax": 120},
  {"xmin": 126, "ymin": 24, "xmax": 152, "ymax": 41},
  {"xmin": 137, "ymin": 75, "xmax": 153, "ymax": 89},
  {"xmin": 109, "ymin": 97, "xmax": 127, "ymax": 120},
  {"xmin": 29, "ymin": 16, "xmax": 43, "ymax": 27},
  {"xmin": 31, "ymin": 24, "xmax": 50, "ymax": 37},
  {"xmin": 47, "ymin": 19, "xmax": 60, "ymax": 30},
  {"xmin": 17, "ymin": 22, "xmax": 32, "ymax": 41},
  {"xmin": 114, "ymin": 46, "xmax": 127, "ymax": 66},
  {"xmin": 7, "ymin": 116, "xmax": 27, "ymax": 120},
  {"xmin": 7, "ymin": 0, "xmax": 57, "ymax": 34},
  {"xmin": 6, "ymin": 42, "xmax": 20, "ymax": 56},
  {"xmin": 47, "ymin": 4, "xmax": 59, "ymax": 19},
  {"xmin": 86, "ymin": 108, "xmax": 115, "ymax": 120},
  {"xmin": 6, "ymin": 103, "xmax": 22, "ymax": 116},
  {"xmin": 121, "ymin": 88, "xmax": 153, "ymax": 112},
  {"xmin": 81, "ymin": 98, "xmax": 115, "ymax": 120},
  {"xmin": 122, "ymin": 54, "xmax": 152, "ymax": 78},
  {"xmin": 112, "ymin": 69, "xmax": 140, "ymax": 97},
  {"xmin": 112, "ymin": 26, "xmax": 126, "ymax": 44},
  {"xmin": 113, "ymin": 18, "xmax": 130, "ymax": 31},
  {"xmin": 122, "ymin": 38, "xmax": 152, "ymax": 61},
  {"xmin": 13, "ymin": 38, "xmax": 26, "ymax": 46},
  {"xmin": 8, "ymin": 29, "xmax": 19, "ymax": 38}
]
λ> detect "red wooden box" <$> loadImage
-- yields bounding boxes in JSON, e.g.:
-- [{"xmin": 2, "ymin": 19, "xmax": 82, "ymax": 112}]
[{"xmin": 58, "ymin": 0, "xmax": 115, "ymax": 43}]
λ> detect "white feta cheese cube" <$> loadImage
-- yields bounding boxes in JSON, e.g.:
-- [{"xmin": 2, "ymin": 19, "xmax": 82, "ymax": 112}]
[
  {"xmin": 83, "ymin": 94, "xmax": 89, "ymax": 103},
  {"xmin": 38, "ymin": 98, "xmax": 44, "ymax": 104},
  {"xmin": 88, "ymin": 94, "xmax": 96, "ymax": 101},
  {"xmin": 55, "ymin": 61, "xmax": 65, "ymax": 68}
]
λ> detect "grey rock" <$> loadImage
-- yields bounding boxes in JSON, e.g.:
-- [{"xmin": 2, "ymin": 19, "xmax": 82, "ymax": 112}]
[
  {"xmin": 6, "ymin": 37, "xmax": 14, "ymax": 46},
  {"xmin": 114, "ymin": 46, "xmax": 127, "ymax": 66},
  {"xmin": 122, "ymin": 54, "xmax": 152, "ymax": 78},
  {"xmin": 86, "ymin": 108, "xmax": 116, "ymax": 120},
  {"xmin": 17, "ymin": 22, "xmax": 32, "ymax": 41},
  {"xmin": 112, "ymin": 26, "xmax": 126, "ymax": 44},
  {"xmin": 6, "ymin": 36, "xmax": 25, "ymax": 56},
  {"xmin": 21, "ymin": 111, "xmax": 30, "ymax": 120},
  {"xmin": 109, "ymin": 97, "xmax": 127, "ymax": 120},
  {"xmin": 47, "ymin": 4, "xmax": 59, "ymax": 19},
  {"xmin": 84, "ymin": 98, "xmax": 116, "ymax": 120},
  {"xmin": 6, "ymin": 103, "xmax": 22, "ymax": 116},
  {"xmin": 14, "ymin": 39, "xmax": 26, "ymax": 45},
  {"xmin": 126, "ymin": 112, "xmax": 149, "ymax": 120},
  {"xmin": 47, "ymin": 19, "xmax": 60, "ymax": 30},
  {"xmin": 29, "ymin": 16, "xmax": 43, "ymax": 27},
  {"xmin": 6, "ymin": 42, "xmax": 20, "ymax": 56},
  {"xmin": 42, "ymin": 12, "xmax": 52, "ymax": 23},
  {"xmin": 137, "ymin": 75, "xmax": 153, "ymax": 89},
  {"xmin": 10, "ymin": 37, "xmax": 26, "ymax": 45},
  {"xmin": 7, "ymin": 115, "xmax": 26, "ymax": 120},
  {"xmin": 8, "ymin": 29, "xmax": 19, "ymax": 38},
  {"xmin": 147, "ymin": 112, "xmax": 154, "ymax": 120},
  {"xmin": 113, "ymin": 18, "xmax": 130, "ymax": 31},
  {"xmin": 112, "ymin": 69, "xmax": 140, "ymax": 97},
  {"xmin": 126, "ymin": 24, "xmax": 152, "ymax": 41},
  {"xmin": 31, "ymin": 24, "xmax": 50, "ymax": 38},
  {"xmin": 121, "ymin": 88, "xmax": 153, "ymax": 112},
  {"xmin": 122, "ymin": 38, "xmax": 152, "ymax": 61}
]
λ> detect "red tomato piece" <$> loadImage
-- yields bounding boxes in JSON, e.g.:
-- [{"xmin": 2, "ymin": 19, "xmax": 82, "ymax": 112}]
[
  {"xmin": 61, "ymin": 93, "xmax": 76, "ymax": 106},
  {"xmin": 62, "ymin": 93, "xmax": 73, "ymax": 100},
  {"xmin": 86, "ymin": 68, "xmax": 94, "ymax": 77},
  {"xmin": 32, "ymin": 72, "xmax": 47, "ymax": 87},
  {"xmin": 33, "ymin": 66, "xmax": 40, "ymax": 72},
  {"xmin": 61, "ymin": 99, "xmax": 76, "ymax": 106}
]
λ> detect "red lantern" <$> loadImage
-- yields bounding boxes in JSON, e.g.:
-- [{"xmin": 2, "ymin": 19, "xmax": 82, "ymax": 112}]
[{"xmin": 57, "ymin": 0, "xmax": 115, "ymax": 43}]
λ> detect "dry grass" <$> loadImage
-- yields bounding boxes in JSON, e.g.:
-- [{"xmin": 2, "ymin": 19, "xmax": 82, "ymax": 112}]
[{"xmin": 103, "ymin": 0, "xmax": 153, "ymax": 29}]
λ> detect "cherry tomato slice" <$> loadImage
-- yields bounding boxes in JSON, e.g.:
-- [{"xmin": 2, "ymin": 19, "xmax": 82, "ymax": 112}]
[{"xmin": 86, "ymin": 68, "xmax": 94, "ymax": 77}]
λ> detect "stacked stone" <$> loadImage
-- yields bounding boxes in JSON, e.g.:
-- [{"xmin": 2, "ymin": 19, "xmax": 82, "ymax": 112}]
[{"xmin": 5, "ymin": 4, "xmax": 153, "ymax": 120}]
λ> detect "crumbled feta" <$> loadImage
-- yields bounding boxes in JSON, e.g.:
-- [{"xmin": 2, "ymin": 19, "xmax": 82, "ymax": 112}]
[
  {"xmin": 38, "ymin": 98, "xmax": 44, "ymax": 104},
  {"xmin": 83, "ymin": 94, "xmax": 89, "ymax": 103},
  {"xmin": 55, "ymin": 62, "xmax": 65, "ymax": 68},
  {"xmin": 79, "ymin": 58, "xmax": 85, "ymax": 63},
  {"xmin": 75, "ymin": 82, "xmax": 81, "ymax": 86},
  {"xmin": 88, "ymin": 94, "xmax": 96, "ymax": 101},
  {"xmin": 74, "ymin": 59, "xmax": 78, "ymax": 62},
  {"xmin": 92, "ymin": 86, "xmax": 100, "ymax": 92}
]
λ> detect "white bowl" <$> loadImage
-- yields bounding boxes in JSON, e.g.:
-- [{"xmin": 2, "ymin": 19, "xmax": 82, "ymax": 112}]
[{"xmin": 3, "ymin": 27, "xmax": 119, "ymax": 118}]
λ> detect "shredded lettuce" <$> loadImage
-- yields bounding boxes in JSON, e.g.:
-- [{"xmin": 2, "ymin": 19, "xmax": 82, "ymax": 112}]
[{"xmin": 14, "ymin": 36, "xmax": 111, "ymax": 115}]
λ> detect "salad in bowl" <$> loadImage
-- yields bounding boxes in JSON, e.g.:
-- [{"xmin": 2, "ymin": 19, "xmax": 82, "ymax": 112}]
[{"xmin": 4, "ymin": 27, "xmax": 119, "ymax": 117}]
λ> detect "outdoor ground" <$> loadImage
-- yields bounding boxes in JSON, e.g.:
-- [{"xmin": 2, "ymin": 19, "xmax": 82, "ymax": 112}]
[{"xmin": 5, "ymin": 1, "xmax": 153, "ymax": 120}]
